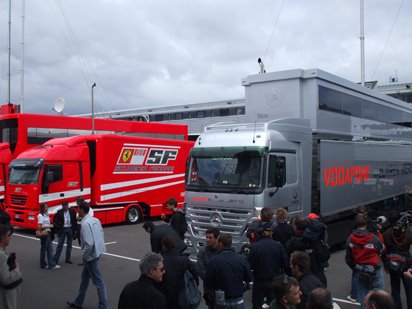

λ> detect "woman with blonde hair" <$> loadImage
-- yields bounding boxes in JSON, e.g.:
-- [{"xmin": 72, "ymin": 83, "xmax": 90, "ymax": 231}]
[
  {"xmin": 272, "ymin": 208, "xmax": 294, "ymax": 246},
  {"xmin": 37, "ymin": 203, "xmax": 59, "ymax": 269}
]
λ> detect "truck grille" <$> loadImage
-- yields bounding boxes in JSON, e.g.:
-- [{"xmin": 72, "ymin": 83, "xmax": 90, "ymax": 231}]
[
  {"xmin": 186, "ymin": 205, "xmax": 252, "ymax": 242},
  {"xmin": 10, "ymin": 195, "xmax": 27, "ymax": 206}
]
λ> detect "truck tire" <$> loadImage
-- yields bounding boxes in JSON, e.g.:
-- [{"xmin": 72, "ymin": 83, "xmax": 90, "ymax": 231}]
[{"xmin": 126, "ymin": 206, "xmax": 141, "ymax": 224}]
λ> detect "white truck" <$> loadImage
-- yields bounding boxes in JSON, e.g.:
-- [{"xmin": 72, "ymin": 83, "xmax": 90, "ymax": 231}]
[{"xmin": 184, "ymin": 69, "xmax": 412, "ymax": 254}]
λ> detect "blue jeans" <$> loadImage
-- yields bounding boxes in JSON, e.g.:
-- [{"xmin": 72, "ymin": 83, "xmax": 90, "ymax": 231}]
[
  {"xmin": 74, "ymin": 257, "xmax": 108, "ymax": 309},
  {"xmin": 350, "ymin": 271, "xmax": 358, "ymax": 299},
  {"xmin": 356, "ymin": 267, "xmax": 384, "ymax": 309},
  {"xmin": 54, "ymin": 227, "xmax": 73, "ymax": 264},
  {"xmin": 40, "ymin": 234, "xmax": 55, "ymax": 268},
  {"xmin": 389, "ymin": 271, "xmax": 412, "ymax": 309}
]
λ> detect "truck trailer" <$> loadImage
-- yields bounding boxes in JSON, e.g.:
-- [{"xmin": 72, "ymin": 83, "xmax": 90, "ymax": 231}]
[
  {"xmin": 6, "ymin": 134, "xmax": 194, "ymax": 229},
  {"xmin": 184, "ymin": 69, "xmax": 412, "ymax": 254}
]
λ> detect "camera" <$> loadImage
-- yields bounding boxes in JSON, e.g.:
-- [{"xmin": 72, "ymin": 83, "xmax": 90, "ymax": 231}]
[
  {"xmin": 394, "ymin": 210, "xmax": 412, "ymax": 232},
  {"xmin": 7, "ymin": 252, "xmax": 16, "ymax": 270}
]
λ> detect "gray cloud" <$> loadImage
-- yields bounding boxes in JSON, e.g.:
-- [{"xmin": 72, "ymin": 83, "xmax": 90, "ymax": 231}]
[{"xmin": 0, "ymin": 0, "xmax": 410, "ymax": 115}]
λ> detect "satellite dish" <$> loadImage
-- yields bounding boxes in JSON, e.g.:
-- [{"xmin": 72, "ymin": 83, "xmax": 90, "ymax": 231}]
[{"xmin": 53, "ymin": 98, "xmax": 65, "ymax": 113}]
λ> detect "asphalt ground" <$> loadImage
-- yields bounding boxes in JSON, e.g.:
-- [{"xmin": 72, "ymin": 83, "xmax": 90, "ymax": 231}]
[{"xmin": 8, "ymin": 221, "xmax": 407, "ymax": 309}]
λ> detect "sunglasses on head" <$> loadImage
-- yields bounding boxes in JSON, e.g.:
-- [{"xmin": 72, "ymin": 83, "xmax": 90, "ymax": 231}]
[{"xmin": 283, "ymin": 274, "xmax": 290, "ymax": 288}]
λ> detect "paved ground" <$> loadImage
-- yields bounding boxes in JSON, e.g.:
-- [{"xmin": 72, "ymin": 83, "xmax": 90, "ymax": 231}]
[{"xmin": 8, "ymin": 221, "xmax": 406, "ymax": 309}]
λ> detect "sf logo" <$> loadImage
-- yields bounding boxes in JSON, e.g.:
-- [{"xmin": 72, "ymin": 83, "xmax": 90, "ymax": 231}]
[{"xmin": 146, "ymin": 149, "xmax": 178, "ymax": 165}]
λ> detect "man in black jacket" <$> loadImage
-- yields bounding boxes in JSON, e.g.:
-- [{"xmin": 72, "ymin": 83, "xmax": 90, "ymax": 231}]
[
  {"xmin": 143, "ymin": 221, "xmax": 187, "ymax": 254},
  {"xmin": 205, "ymin": 233, "xmax": 253, "ymax": 309},
  {"xmin": 161, "ymin": 198, "xmax": 187, "ymax": 240},
  {"xmin": 290, "ymin": 251, "xmax": 325, "ymax": 309},
  {"xmin": 248, "ymin": 222, "xmax": 289, "ymax": 309},
  {"xmin": 286, "ymin": 216, "xmax": 328, "ymax": 287},
  {"xmin": 160, "ymin": 235, "xmax": 199, "ymax": 309},
  {"xmin": 118, "ymin": 252, "xmax": 167, "ymax": 309},
  {"xmin": 197, "ymin": 227, "xmax": 220, "ymax": 309},
  {"xmin": 53, "ymin": 201, "xmax": 77, "ymax": 265}
]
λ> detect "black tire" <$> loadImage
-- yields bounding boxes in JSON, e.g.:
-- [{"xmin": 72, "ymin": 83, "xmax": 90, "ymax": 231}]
[{"xmin": 126, "ymin": 206, "xmax": 141, "ymax": 224}]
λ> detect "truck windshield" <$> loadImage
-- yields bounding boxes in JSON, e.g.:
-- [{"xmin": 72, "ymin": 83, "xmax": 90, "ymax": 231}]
[
  {"xmin": 9, "ymin": 166, "xmax": 40, "ymax": 184},
  {"xmin": 187, "ymin": 149, "xmax": 263, "ymax": 192}
]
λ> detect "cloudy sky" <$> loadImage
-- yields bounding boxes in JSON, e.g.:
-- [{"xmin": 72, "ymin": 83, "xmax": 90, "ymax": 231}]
[{"xmin": 0, "ymin": 0, "xmax": 410, "ymax": 115}]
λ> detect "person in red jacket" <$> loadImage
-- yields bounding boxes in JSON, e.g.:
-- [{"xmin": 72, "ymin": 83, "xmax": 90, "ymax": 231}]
[{"xmin": 345, "ymin": 214, "xmax": 385, "ymax": 309}]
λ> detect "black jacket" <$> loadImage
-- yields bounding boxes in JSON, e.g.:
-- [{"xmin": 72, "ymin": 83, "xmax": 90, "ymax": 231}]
[
  {"xmin": 196, "ymin": 245, "xmax": 219, "ymax": 281},
  {"xmin": 150, "ymin": 224, "xmax": 187, "ymax": 254},
  {"xmin": 160, "ymin": 250, "xmax": 198, "ymax": 309},
  {"xmin": 205, "ymin": 248, "xmax": 253, "ymax": 299},
  {"xmin": 286, "ymin": 234, "xmax": 327, "ymax": 287},
  {"xmin": 297, "ymin": 272, "xmax": 325, "ymax": 309},
  {"xmin": 272, "ymin": 222, "xmax": 294, "ymax": 247},
  {"xmin": 118, "ymin": 275, "xmax": 167, "ymax": 309},
  {"xmin": 53, "ymin": 207, "xmax": 77, "ymax": 235},
  {"xmin": 164, "ymin": 210, "xmax": 187, "ymax": 240},
  {"xmin": 248, "ymin": 237, "xmax": 289, "ymax": 280}
]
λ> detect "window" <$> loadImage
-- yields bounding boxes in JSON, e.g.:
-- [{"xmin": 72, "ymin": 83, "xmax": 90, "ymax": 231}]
[
  {"xmin": 46, "ymin": 165, "xmax": 63, "ymax": 182},
  {"xmin": 319, "ymin": 86, "xmax": 412, "ymax": 128}
]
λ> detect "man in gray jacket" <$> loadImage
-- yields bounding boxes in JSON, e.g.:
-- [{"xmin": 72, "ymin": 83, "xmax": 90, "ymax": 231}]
[
  {"xmin": 0, "ymin": 224, "xmax": 23, "ymax": 309},
  {"xmin": 67, "ymin": 201, "xmax": 108, "ymax": 309}
]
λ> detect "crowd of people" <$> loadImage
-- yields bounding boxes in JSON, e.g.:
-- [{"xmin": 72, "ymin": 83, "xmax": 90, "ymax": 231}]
[{"xmin": 0, "ymin": 197, "xmax": 411, "ymax": 309}]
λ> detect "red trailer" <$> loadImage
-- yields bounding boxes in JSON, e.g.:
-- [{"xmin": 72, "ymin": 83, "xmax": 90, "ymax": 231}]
[
  {"xmin": 6, "ymin": 134, "xmax": 194, "ymax": 229},
  {"xmin": 0, "ymin": 103, "xmax": 188, "ymax": 210}
]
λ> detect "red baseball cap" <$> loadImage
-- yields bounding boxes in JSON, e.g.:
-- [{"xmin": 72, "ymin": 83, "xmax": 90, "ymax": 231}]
[{"xmin": 308, "ymin": 213, "xmax": 319, "ymax": 220}]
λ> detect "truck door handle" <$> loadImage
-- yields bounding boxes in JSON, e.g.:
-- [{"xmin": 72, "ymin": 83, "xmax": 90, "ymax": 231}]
[{"xmin": 60, "ymin": 193, "xmax": 64, "ymax": 197}]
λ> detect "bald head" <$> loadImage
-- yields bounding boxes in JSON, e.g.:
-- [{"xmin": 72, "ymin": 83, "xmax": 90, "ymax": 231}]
[
  {"xmin": 306, "ymin": 288, "xmax": 333, "ymax": 309},
  {"xmin": 365, "ymin": 289, "xmax": 394, "ymax": 309}
]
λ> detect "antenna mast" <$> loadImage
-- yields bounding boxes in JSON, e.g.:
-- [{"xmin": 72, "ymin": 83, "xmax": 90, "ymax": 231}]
[
  {"xmin": 8, "ymin": 0, "xmax": 12, "ymax": 103},
  {"xmin": 20, "ymin": 0, "xmax": 26, "ymax": 110},
  {"xmin": 360, "ymin": 0, "xmax": 365, "ymax": 86}
]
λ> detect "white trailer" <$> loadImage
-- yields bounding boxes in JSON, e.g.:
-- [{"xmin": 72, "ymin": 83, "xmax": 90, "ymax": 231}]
[{"xmin": 184, "ymin": 69, "xmax": 412, "ymax": 253}]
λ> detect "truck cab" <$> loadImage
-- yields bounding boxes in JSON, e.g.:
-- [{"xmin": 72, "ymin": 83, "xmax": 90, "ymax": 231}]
[
  {"xmin": 7, "ymin": 138, "xmax": 90, "ymax": 229},
  {"xmin": 184, "ymin": 119, "xmax": 312, "ymax": 254}
]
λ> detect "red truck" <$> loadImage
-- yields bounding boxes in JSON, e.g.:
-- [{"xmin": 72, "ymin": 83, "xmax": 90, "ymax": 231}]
[
  {"xmin": 6, "ymin": 134, "xmax": 194, "ymax": 229},
  {"xmin": 0, "ymin": 103, "xmax": 188, "ymax": 211}
]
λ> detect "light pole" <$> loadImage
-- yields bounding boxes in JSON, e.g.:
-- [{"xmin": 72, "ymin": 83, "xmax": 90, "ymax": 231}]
[{"xmin": 91, "ymin": 83, "xmax": 96, "ymax": 134}]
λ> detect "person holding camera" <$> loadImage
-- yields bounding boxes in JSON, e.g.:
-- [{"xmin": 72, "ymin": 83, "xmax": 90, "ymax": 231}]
[
  {"xmin": 383, "ymin": 218, "xmax": 412, "ymax": 309},
  {"xmin": 0, "ymin": 224, "xmax": 23, "ymax": 309},
  {"xmin": 345, "ymin": 214, "xmax": 385, "ymax": 309}
]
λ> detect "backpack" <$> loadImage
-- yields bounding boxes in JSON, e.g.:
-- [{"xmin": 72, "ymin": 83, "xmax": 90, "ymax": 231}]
[
  {"xmin": 178, "ymin": 270, "xmax": 201, "ymax": 309},
  {"xmin": 311, "ymin": 239, "xmax": 331, "ymax": 264}
]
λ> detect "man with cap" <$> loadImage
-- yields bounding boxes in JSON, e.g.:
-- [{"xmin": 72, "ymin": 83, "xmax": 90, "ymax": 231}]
[
  {"xmin": 53, "ymin": 201, "xmax": 77, "ymax": 265},
  {"xmin": 248, "ymin": 222, "xmax": 289, "ymax": 309}
]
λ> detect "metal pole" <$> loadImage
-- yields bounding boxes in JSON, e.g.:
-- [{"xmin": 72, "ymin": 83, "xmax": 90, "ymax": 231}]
[
  {"xmin": 20, "ymin": 0, "xmax": 25, "ymax": 110},
  {"xmin": 360, "ymin": 0, "xmax": 365, "ymax": 86},
  {"xmin": 91, "ymin": 83, "xmax": 96, "ymax": 134},
  {"xmin": 8, "ymin": 0, "xmax": 12, "ymax": 103}
]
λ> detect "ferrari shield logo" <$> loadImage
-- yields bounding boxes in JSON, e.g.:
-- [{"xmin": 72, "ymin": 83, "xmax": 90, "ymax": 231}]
[{"xmin": 120, "ymin": 149, "xmax": 133, "ymax": 163}]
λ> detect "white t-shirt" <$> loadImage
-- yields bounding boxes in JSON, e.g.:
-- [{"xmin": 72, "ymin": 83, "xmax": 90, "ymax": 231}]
[{"xmin": 37, "ymin": 213, "xmax": 52, "ymax": 231}]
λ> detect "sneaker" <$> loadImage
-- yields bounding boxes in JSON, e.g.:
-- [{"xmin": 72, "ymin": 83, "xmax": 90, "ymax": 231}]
[
  {"xmin": 347, "ymin": 295, "xmax": 357, "ymax": 302},
  {"xmin": 50, "ymin": 265, "xmax": 61, "ymax": 270},
  {"xmin": 66, "ymin": 301, "xmax": 83, "ymax": 308}
]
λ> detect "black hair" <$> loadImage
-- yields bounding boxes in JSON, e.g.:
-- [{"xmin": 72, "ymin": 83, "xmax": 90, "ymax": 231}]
[{"xmin": 206, "ymin": 227, "xmax": 220, "ymax": 238}]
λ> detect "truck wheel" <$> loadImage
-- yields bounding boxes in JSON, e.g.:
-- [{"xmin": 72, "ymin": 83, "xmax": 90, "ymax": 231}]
[{"xmin": 126, "ymin": 206, "xmax": 141, "ymax": 224}]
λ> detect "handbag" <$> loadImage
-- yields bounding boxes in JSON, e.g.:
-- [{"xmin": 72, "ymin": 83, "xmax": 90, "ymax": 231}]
[{"xmin": 35, "ymin": 229, "xmax": 49, "ymax": 238}]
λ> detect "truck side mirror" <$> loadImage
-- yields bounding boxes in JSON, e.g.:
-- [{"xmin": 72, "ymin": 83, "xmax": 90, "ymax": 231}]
[
  {"xmin": 46, "ymin": 171, "xmax": 54, "ymax": 182},
  {"xmin": 268, "ymin": 155, "xmax": 286, "ymax": 191},
  {"xmin": 274, "ymin": 157, "xmax": 286, "ymax": 188}
]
